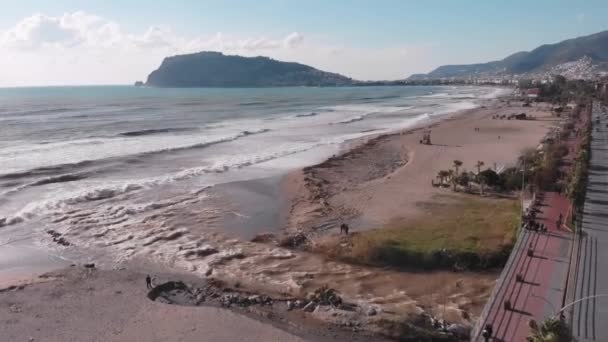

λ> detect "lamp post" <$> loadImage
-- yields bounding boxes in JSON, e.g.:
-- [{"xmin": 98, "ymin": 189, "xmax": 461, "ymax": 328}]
[
  {"xmin": 552, "ymin": 294, "xmax": 608, "ymax": 320},
  {"xmin": 521, "ymin": 158, "xmax": 526, "ymax": 216}
]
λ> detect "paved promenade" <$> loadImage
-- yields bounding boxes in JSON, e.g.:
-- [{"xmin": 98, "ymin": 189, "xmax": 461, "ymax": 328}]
[
  {"xmin": 474, "ymin": 193, "xmax": 572, "ymax": 342},
  {"xmin": 473, "ymin": 104, "xmax": 591, "ymax": 341}
]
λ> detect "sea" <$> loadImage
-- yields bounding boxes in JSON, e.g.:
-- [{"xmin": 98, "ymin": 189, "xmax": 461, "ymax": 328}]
[{"xmin": 0, "ymin": 85, "xmax": 508, "ymax": 277}]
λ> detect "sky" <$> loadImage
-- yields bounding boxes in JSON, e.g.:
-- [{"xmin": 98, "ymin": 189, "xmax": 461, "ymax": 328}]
[{"xmin": 0, "ymin": 0, "xmax": 607, "ymax": 87}]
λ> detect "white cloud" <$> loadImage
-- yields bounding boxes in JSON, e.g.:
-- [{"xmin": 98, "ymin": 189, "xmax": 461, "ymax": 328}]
[
  {"xmin": 0, "ymin": 11, "xmax": 438, "ymax": 86},
  {"xmin": 283, "ymin": 32, "xmax": 304, "ymax": 48}
]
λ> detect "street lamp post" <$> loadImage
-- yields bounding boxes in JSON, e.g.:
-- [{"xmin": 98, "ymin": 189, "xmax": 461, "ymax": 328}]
[{"xmin": 552, "ymin": 294, "xmax": 608, "ymax": 320}]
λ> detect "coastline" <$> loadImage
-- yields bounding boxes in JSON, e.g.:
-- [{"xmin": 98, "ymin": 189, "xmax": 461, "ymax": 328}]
[
  {"xmin": 282, "ymin": 95, "xmax": 555, "ymax": 236},
  {"xmin": 0, "ymin": 90, "xmax": 560, "ymax": 340}
]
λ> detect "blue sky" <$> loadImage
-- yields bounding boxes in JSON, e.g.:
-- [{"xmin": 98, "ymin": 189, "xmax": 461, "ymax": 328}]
[{"xmin": 0, "ymin": 0, "xmax": 607, "ymax": 86}]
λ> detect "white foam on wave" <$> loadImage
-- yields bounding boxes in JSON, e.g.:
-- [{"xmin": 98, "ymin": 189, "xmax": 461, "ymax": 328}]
[
  {"xmin": 422, "ymin": 92, "xmax": 450, "ymax": 98},
  {"xmin": 0, "ymin": 127, "xmax": 271, "ymax": 176},
  {"xmin": 0, "ymin": 137, "xmax": 344, "ymax": 228},
  {"xmin": 326, "ymin": 104, "xmax": 406, "ymax": 125},
  {"xmin": 434, "ymin": 100, "xmax": 479, "ymax": 115},
  {"xmin": 480, "ymin": 87, "xmax": 512, "ymax": 99}
]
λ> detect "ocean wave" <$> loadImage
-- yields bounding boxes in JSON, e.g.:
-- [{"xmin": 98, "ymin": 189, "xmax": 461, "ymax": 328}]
[
  {"xmin": 422, "ymin": 92, "xmax": 449, "ymax": 98},
  {"xmin": 239, "ymin": 101, "xmax": 266, "ymax": 106},
  {"xmin": 0, "ymin": 182, "xmax": 148, "ymax": 228},
  {"xmin": 31, "ymin": 173, "xmax": 88, "ymax": 186},
  {"xmin": 481, "ymin": 87, "xmax": 512, "ymax": 99},
  {"xmin": 0, "ymin": 161, "xmax": 95, "ymax": 181},
  {"xmin": 0, "ymin": 128, "xmax": 272, "ymax": 182},
  {"xmin": 333, "ymin": 115, "xmax": 366, "ymax": 124},
  {"xmin": 0, "ymin": 135, "xmax": 343, "ymax": 229},
  {"xmin": 0, "ymin": 173, "xmax": 88, "ymax": 197},
  {"xmin": 327, "ymin": 104, "xmax": 406, "ymax": 125},
  {"xmin": 140, "ymin": 128, "xmax": 271, "ymax": 156},
  {"xmin": 360, "ymin": 95, "xmax": 401, "ymax": 102},
  {"xmin": 119, "ymin": 127, "xmax": 195, "ymax": 137},
  {"xmin": 295, "ymin": 112, "xmax": 318, "ymax": 118},
  {"xmin": 9, "ymin": 107, "xmax": 76, "ymax": 116}
]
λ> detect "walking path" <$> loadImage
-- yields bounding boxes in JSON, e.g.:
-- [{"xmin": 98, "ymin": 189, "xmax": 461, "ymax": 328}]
[
  {"xmin": 474, "ymin": 193, "xmax": 572, "ymax": 342},
  {"xmin": 473, "ymin": 104, "xmax": 591, "ymax": 341}
]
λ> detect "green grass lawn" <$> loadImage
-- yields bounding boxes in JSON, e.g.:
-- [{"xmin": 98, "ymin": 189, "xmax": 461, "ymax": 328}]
[{"xmin": 319, "ymin": 194, "xmax": 520, "ymax": 270}]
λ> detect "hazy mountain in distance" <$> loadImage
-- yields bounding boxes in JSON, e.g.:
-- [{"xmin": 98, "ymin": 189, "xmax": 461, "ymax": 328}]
[{"xmin": 408, "ymin": 30, "xmax": 608, "ymax": 80}]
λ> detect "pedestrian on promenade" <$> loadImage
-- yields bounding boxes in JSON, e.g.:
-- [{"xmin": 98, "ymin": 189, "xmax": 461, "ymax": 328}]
[{"xmin": 482, "ymin": 323, "xmax": 493, "ymax": 342}]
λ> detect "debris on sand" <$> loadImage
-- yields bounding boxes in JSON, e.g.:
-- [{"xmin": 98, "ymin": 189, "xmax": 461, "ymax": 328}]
[
  {"xmin": 250, "ymin": 232, "xmax": 276, "ymax": 243},
  {"xmin": 46, "ymin": 230, "xmax": 71, "ymax": 246},
  {"xmin": 147, "ymin": 281, "xmax": 196, "ymax": 305},
  {"xmin": 148, "ymin": 280, "xmax": 274, "ymax": 309},
  {"xmin": 278, "ymin": 232, "xmax": 311, "ymax": 249},
  {"xmin": 307, "ymin": 285, "xmax": 343, "ymax": 306}
]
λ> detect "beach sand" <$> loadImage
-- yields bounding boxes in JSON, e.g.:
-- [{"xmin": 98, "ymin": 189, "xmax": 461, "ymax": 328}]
[
  {"xmin": 0, "ymin": 266, "xmax": 327, "ymax": 342},
  {"xmin": 284, "ymin": 99, "xmax": 557, "ymax": 234}
]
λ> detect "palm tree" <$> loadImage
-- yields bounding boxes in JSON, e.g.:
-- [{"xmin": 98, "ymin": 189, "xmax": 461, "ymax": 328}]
[
  {"xmin": 447, "ymin": 169, "xmax": 456, "ymax": 191},
  {"xmin": 453, "ymin": 160, "xmax": 463, "ymax": 176},
  {"xmin": 476, "ymin": 161, "xmax": 485, "ymax": 196},
  {"xmin": 437, "ymin": 170, "xmax": 450, "ymax": 186},
  {"xmin": 452, "ymin": 160, "xmax": 463, "ymax": 191},
  {"xmin": 476, "ymin": 160, "xmax": 485, "ymax": 175}
]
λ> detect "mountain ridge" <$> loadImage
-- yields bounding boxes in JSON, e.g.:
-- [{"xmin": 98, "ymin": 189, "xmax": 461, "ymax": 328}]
[{"xmin": 409, "ymin": 30, "xmax": 608, "ymax": 80}]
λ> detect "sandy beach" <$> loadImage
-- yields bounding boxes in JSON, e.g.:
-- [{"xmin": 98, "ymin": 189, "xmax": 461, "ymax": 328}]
[
  {"xmin": 0, "ymin": 267, "xmax": 316, "ymax": 342},
  {"xmin": 1, "ymin": 94, "xmax": 560, "ymax": 341},
  {"xmin": 284, "ymin": 98, "xmax": 557, "ymax": 235}
]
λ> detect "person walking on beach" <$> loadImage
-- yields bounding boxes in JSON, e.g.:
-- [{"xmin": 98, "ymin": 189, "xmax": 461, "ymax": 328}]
[
  {"xmin": 340, "ymin": 223, "xmax": 349, "ymax": 235},
  {"xmin": 146, "ymin": 275, "xmax": 153, "ymax": 289}
]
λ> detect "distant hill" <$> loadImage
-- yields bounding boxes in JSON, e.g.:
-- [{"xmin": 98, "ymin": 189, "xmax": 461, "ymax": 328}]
[
  {"xmin": 145, "ymin": 51, "xmax": 355, "ymax": 87},
  {"xmin": 409, "ymin": 30, "xmax": 608, "ymax": 80}
]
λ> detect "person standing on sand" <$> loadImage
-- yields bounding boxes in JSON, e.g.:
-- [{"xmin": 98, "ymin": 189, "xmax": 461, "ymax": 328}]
[
  {"xmin": 146, "ymin": 275, "xmax": 152, "ymax": 289},
  {"xmin": 340, "ymin": 223, "xmax": 349, "ymax": 235}
]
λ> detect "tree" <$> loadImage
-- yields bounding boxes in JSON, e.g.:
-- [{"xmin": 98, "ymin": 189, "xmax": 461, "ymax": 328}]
[
  {"xmin": 447, "ymin": 169, "xmax": 456, "ymax": 191},
  {"xmin": 453, "ymin": 160, "xmax": 463, "ymax": 176},
  {"xmin": 456, "ymin": 170, "xmax": 471, "ymax": 188},
  {"xmin": 437, "ymin": 170, "xmax": 450, "ymax": 186},
  {"xmin": 452, "ymin": 160, "xmax": 463, "ymax": 191},
  {"xmin": 476, "ymin": 161, "xmax": 484, "ymax": 194},
  {"xmin": 476, "ymin": 161, "xmax": 485, "ymax": 175},
  {"xmin": 527, "ymin": 318, "xmax": 570, "ymax": 342}
]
